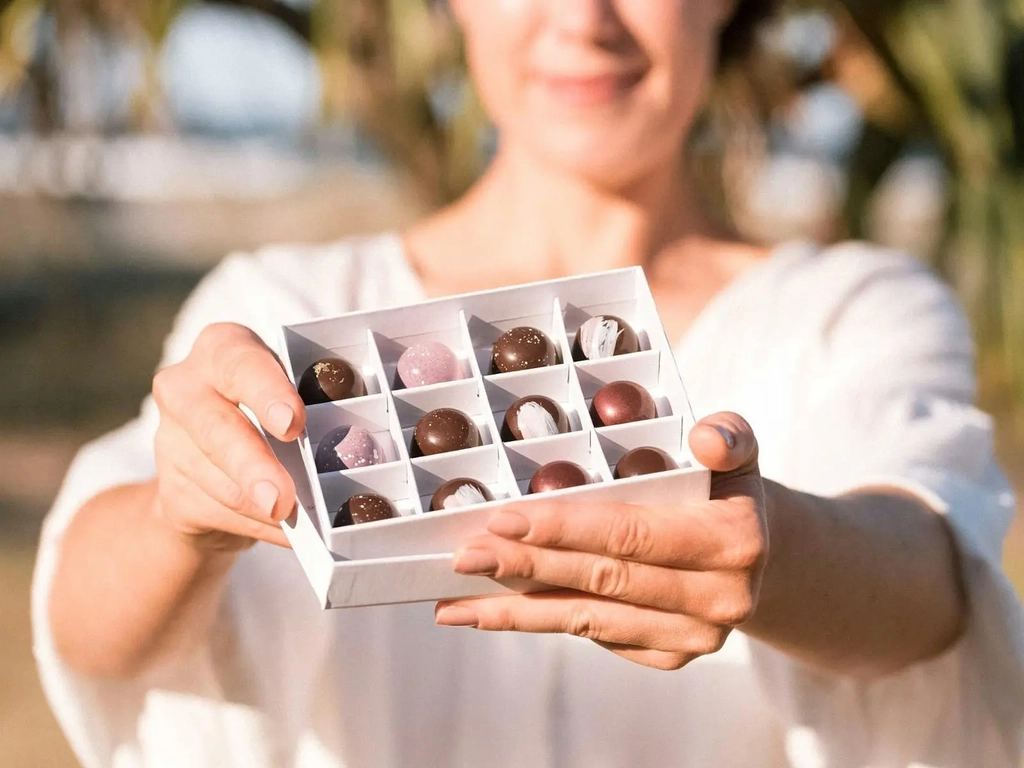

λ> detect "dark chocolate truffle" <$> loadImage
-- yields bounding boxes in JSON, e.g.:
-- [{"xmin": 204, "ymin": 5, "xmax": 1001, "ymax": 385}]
[
  {"xmin": 590, "ymin": 381, "xmax": 658, "ymax": 427},
  {"xmin": 430, "ymin": 478, "xmax": 495, "ymax": 511},
  {"xmin": 614, "ymin": 447, "xmax": 679, "ymax": 479},
  {"xmin": 490, "ymin": 326, "xmax": 560, "ymax": 374},
  {"xmin": 572, "ymin": 315, "xmax": 641, "ymax": 361},
  {"xmin": 335, "ymin": 494, "xmax": 397, "ymax": 527},
  {"xmin": 298, "ymin": 358, "xmax": 366, "ymax": 405},
  {"xmin": 501, "ymin": 395, "xmax": 570, "ymax": 441},
  {"xmin": 528, "ymin": 461, "xmax": 592, "ymax": 494},
  {"xmin": 315, "ymin": 426, "xmax": 385, "ymax": 473},
  {"xmin": 411, "ymin": 408, "xmax": 482, "ymax": 457}
]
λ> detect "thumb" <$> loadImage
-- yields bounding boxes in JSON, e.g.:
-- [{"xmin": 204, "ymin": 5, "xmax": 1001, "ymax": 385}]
[{"xmin": 688, "ymin": 413, "xmax": 762, "ymax": 501}]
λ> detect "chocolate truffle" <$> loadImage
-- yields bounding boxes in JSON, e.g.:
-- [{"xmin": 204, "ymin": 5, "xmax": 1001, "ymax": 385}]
[
  {"xmin": 315, "ymin": 426, "xmax": 384, "ymax": 473},
  {"xmin": 430, "ymin": 478, "xmax": 495, "ymax": 512},
  {"xmin": 614, "ymin": 447, "xmax": 679, "ymax": 479},
  {"xmin": 411, "ymin": 408, "xmax": 482, "ymax": 457},
  {"xmin": 397, "ymin": 341, "xmax": 461, "ymax": 389},
  {"xmin": 528, "ymin": 461, "xmax": 592, "ymax": 494},
  {"xmin": 501, "ymin": 395, "xmax": 570, "ymax": 441},
  {"xmin": 335, "ymin": 494, "xmax": 398, "ymax": 527},
  {"xmin": 590, "ymin": 381, "xmax": 658, "ymax": 427},
  {"xmin": 572, "ymin": 315, "xmax": 641, "ymax": 361},
  {"xmin": 490, "ymin": 326, "xmax": 560, "ymax": 374},
  {"xmin": 298, "ymin": 358, "xmax": 366, "ymax": 405}
]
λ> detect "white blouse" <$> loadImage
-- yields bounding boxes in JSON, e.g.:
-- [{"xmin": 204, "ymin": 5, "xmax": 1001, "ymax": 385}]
[{"xmin": 33, "ymin": 234, "xmax": 1024, "ymax": 768}]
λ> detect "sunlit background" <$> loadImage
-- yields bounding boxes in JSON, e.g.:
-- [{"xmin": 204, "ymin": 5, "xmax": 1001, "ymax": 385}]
[{"xmin": 1, "ymin": 1, "xmax": 1022, "ymax": 764}]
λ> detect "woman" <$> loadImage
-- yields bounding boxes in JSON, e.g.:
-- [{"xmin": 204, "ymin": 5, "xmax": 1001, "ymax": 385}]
[{"xmin": 34, "ymin": 1, "xmax": 1024, "ymax": 766}]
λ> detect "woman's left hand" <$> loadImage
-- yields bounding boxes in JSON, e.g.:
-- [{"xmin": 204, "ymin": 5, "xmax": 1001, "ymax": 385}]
[{"xmin": 435, "ymin": 413, "xmax": 769, "ymax": 671}]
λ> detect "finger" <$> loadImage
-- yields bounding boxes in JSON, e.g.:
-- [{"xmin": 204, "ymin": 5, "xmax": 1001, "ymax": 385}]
[
  {"xmin": 191, "ymin": 323, "xmax": 306, "ymax": 442},
  {"xmin": 485, "ymin": 500, "xmax": 763, "ymax": 571},
  {"xmin": 452, "ymin": 535, "xmax": 756, "ymax": 624},
  {"xmin": 593, "ymin": 642, "xmax": 699, "ymax": 671},
  {"xmin": 687, "ymin": 412, "xmax": 758, "ymax": 475},
  {"xmin": 157, "ymin": 419, "xmax": 290, "ymax": 527},
  {"xmin": 157, "ymin": 467, "xmax": 291, "ymax": 549},
  {"xmin": 435, "ymin": 591, "xmax": 728, "ymax": 657},
  {"xmin": 156, "ymin": 379, "xmax": 297, "ymax": 522}
]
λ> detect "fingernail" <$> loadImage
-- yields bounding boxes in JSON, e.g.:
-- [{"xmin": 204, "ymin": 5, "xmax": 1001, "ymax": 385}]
[
  {"xmin": 453, "ymin": 548, "xmax": 500, "ymax": 576},
  {"xmin": 488, "ymin": 510, "xmax": 531, "ymax": 540},
  {"xmin": 266, "ymin": 403, "xmax": 295, "ymax": 436},
  {"xmin": 253, "ymin": 481, "xmax": 280, "ymax": 518},
  {"xmin": 712, "ymin": 424, "xmax": 736, "ymax": 450},
  {"xmin": 436, "ymin": 606, "xmax": 479, "ymax": 627}
]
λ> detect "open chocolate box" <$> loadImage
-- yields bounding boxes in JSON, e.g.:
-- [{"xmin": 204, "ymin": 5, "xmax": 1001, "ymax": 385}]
[{"xmin": 266, "ymin": 267, "xmax": 710, "ymax": 608}]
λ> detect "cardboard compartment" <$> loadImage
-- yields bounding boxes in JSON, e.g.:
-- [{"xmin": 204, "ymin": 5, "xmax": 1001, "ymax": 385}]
[
  {"xmin": 393, "ymin": 378, "xmax": 499, "ymax": 457},
  {"xmin": 595, "ymin": 416, "xmax": 694, "ymax": 478},
  {"xmin": 574, "ymin": 351, "xmax": 676, "ymax": 421},
  {"xmin": 411, "ymin": 444, "xmax": 517, "ymax": 511},
  {"xmin": 505, "ymin": 431, "xmax": 612, "ymax": 494},
  {"xmin": 482, "ymin": 365, "xmax": 588, "ymax": 441},
  {"xmin": 319, "ymin": 462, "xmax": 422, "ymax": 527},
  {"xmin": 305, "ymin": 395, "xmax": 400, "ymax": 471},
  {"xmin": 276, "ymin": 267, "xmax": 711, "ymax": 609},
  {"xmin": 373, "ymin": 326, "xmax": 473, "ymax": 392},
  {"xmin": 467, "ymin": 296, "xmax": 572, "ymax": 377},
  {"xmin": 282, "ymin": 328, "xmax": 385, "ymax": 397}
]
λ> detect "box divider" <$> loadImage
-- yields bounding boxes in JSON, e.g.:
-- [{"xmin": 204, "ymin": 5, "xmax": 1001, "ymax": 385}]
[
  {"xmin": 462, "ymin": 309, "xmax": 521, "ymax": 500},
  {"xmin": 366, "ymin": 328, "xmax": 426, "ymax": 514}
]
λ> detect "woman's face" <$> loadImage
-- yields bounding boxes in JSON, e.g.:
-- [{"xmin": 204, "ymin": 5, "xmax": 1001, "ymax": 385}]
[{"xmin": 453, "ymin": 0, "xmax": 735, "ymax": 188}]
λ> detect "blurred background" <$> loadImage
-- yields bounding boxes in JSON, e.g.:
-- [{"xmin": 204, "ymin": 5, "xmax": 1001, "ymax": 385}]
[{"xmin": 0, "ymin": 0, "xmax": 1021, "ymax": 764}]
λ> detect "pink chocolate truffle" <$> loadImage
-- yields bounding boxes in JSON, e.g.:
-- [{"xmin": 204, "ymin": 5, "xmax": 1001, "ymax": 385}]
[
  {"xmin": 315, "ymin": 426, "xmax": 385, "ymax": 473},
  {"xmin": 397, "ymin": 341, "xmax": 461, "ymax": 388}
]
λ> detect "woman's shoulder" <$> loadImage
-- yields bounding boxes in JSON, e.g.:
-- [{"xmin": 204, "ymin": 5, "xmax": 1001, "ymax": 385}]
[
  {"xmin": 763, "ymin": 240, "xmax": 968, "ymax": 343},
  {"xmin": 160, "ymin": 231, "xmax": 420, "ymax": 367}
]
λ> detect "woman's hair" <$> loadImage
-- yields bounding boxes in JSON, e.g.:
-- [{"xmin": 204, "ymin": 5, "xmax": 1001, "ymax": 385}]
[{"xmin": 718, "ymin": 0, "xmax": 780, "ymax": 67}]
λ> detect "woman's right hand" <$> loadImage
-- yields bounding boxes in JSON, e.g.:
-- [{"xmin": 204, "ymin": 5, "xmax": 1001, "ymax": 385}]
[{"xmin": 150, "ymin": 323, "xmax": 307, "ymax": 551}]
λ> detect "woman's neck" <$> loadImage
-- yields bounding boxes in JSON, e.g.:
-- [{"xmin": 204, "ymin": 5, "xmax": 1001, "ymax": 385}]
[{"xmin": 408, "ymin": 140, "xmax": 708, "ymax": 292}]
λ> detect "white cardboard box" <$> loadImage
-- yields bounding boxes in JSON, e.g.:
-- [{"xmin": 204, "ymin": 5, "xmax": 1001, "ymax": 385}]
[{"xmin": 269, "ymin": 267, "xmax": 711, "ymax": 608}]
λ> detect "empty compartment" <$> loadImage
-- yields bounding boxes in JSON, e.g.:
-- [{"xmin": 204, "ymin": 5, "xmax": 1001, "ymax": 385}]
[
  {"xmin": 412, "ymin": 445, "xmax": 513, "ymax": 512},
  {"xmin": 306, "ymin": 395, "xmax": 399, "ymax": 473},
  {"xmin": 319, "ymin": 462, "xmax": 422, "ymax": 527},
  {"xmin": 283, "ymin": 328, "xmax": 383, "ymax": 398},
  {"xmin": 465, "ymin": 296, "xmax": 572, "ymax": 377},
  {"xmin": 373, "ymin": 327, "xmax": 473, "ymax": 392},
  {"xmin": 505, "ymin": 431, "xmax": 610, "ymax": 495}
]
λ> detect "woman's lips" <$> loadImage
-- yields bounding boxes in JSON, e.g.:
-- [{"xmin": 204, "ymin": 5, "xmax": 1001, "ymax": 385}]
[{"xmin": 536, "ymin": 69, "xmax": 646, "ymax": 107}]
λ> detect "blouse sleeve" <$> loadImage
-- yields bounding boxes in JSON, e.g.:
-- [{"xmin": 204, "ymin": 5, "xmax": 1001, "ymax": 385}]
[
  {"xmin": 750, "ymin": 249, "xmax": 1024, "ymax": 768},
  {"xmin": 30, "ymin": 249, "xmax": 351, "ymax": 768}
]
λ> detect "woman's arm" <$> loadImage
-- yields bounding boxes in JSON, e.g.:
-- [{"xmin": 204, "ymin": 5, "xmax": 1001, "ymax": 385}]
[
  {"xmin": 48, "ymin": 323, "xmax": 306, "ymax": 680},
  {"xmin": 746, "ymin": 481, "xmax": 965, "ymax": 676},
  {"xmin": 49, "ymin": 481, "xmax": 240, "ymax": 678}
]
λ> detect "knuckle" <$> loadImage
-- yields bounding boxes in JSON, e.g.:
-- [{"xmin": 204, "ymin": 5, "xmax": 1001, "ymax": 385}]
[
  {"xmin": 218, "ymin": 478, "xmax": 249, "ymax": 511},
  {"xmin": 606, "ymin": 512, "xmax": 653, "ymax": 560},
  {"xmin": 481, "ymin": 603, "xmax": 516, "ymax": 632},
  {"xmin": 696, "ymin": 628, "xmax": 730, "ymax": 656},
  {"xmin": 587, "ymin": 557, "xmax": 631, "ymax": 599},
  {"xmin": 197, "ymin": 407, "xmax": 238, "ymax": 454},
  {"xmin": 151, "ymin": 367, "xmax": 178, "ymax": 410},
  {"xmin": 708, "ymin": 579, "xmax": 756, "ymax": 626},
  {"xmin": 723, "ymin": 521, "xmax": 766, "ymax": 570},
  {"xmin": 657, "ymin": 652, "xmax": 692, "ymax": 671},
  {"xmin": 566, "ymin": 606, "xmax": 601, "ymax": 640}
]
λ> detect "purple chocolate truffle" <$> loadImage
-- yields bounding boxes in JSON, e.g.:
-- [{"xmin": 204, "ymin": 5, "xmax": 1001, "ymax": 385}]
[
  {"xmin": 315, "ymin": 426, "xmax": 385, "ymax": 473},
  {"xmin": 397, "ymin": 341, "xmax": 461, "ymax": 389}
]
